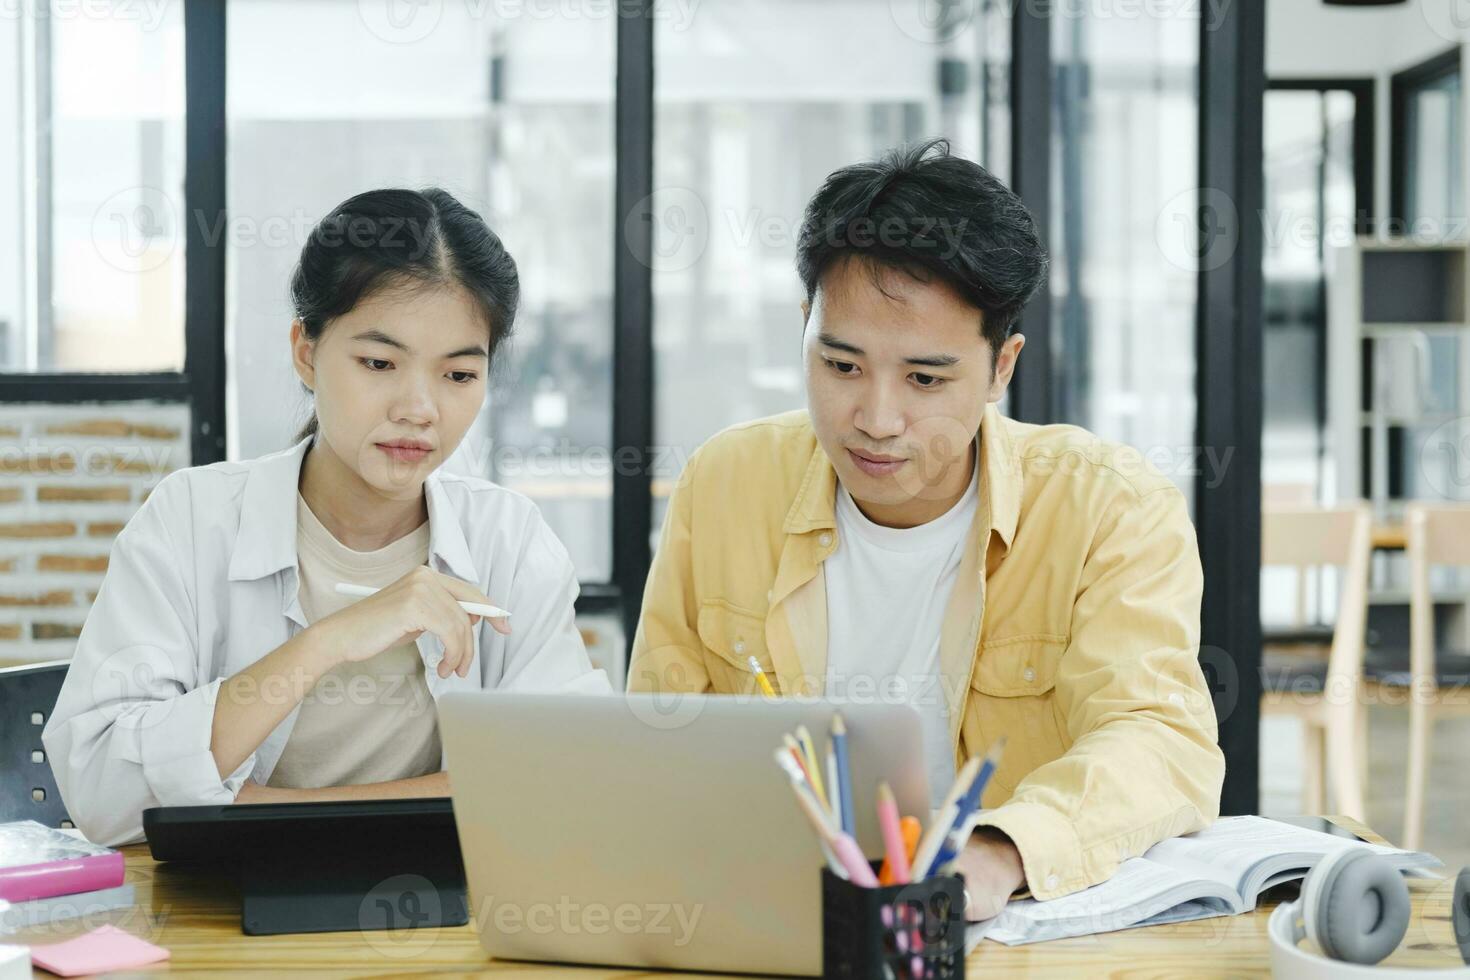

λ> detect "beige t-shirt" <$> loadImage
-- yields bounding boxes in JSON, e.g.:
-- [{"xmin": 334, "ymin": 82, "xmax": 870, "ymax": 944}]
[{"xmin": 266, "ymin": 494, "xmax": 442, "ymax": 790}]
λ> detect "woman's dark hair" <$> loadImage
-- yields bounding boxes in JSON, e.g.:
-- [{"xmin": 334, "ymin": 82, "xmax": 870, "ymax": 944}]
[
  {"xmin": 289, "ymin": 187, "xmax": 519, "ymax": 442},
  {"xmin": 795, "ymin": 138, "xmax": 1048, "ymax": 353}
]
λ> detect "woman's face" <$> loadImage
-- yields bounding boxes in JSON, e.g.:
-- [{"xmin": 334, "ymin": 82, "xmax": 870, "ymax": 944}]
[{"xmin": 291, "ymin": 281, "xmax": 491, "ymax": 499}]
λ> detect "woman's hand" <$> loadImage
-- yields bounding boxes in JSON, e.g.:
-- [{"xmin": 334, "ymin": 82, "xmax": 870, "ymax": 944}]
[
  {"xmin": 951, "ymin": 827, "xmax": 1026, "ymax": 922},
  {"xmin": 311, "ymin": 565, "xmax": 510, "ymax": 679}
]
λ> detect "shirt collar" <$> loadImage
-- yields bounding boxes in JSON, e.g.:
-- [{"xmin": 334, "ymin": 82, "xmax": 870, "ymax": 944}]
[
  {"xmin": 781, "ymin": 402, "xmax": 1021, "ymax": 549},
  {"xmin": 978, "ymin": 401, "xmax": 1020, "ymax": 553},
  {"xmin": 227, "ymin": 436, "xmax": 481, "ymax": 584}
]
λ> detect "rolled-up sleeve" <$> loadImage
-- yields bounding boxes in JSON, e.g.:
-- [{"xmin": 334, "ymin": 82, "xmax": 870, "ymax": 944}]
[
  {"xmin": 972, "ymin": 486, "xmax": 1225, "ymax": 900},
  {"xmin": 42, "ymin": 476, "xmax": 253, "ymax": 846}
]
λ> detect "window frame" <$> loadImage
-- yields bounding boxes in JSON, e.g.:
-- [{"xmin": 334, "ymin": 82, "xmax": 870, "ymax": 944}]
[
  {"xmin": 0, "ymin": 1, "xmax": 228, "ymax": 469},
  {"xmin": 1390, "ymin": 46, "xmax": 1462, "ymax": 228}
]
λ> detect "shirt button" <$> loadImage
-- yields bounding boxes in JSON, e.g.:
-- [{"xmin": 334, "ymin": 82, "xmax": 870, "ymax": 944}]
[
  {"xmin": 1023, "ymin": 667, "xmax": 1036, "ymax": 682},
  {"xmin": 818, "ymin": 532, "xmax": 832, "ymax": 547},
  {"xmin": 1045, "ymin": 874, "xmax": 1059, "ymax": 891},
  {"xmin": 1168, "ymin": 693, "xmax": 1185, "ymax": 708},
  {"xmin": 734, "ymin": 640, "xmax": 746, "ymax": 654}
]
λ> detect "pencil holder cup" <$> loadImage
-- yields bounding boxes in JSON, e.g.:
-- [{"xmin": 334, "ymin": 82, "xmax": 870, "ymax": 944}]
[{"xmin": 821, "ymin": 865, "xmax": 967, "ymax": 980}]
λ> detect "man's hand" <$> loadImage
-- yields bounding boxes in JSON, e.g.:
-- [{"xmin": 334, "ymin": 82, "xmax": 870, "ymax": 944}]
[{"xmin": 950, "ymin": 827, "xmax": 1026, "ymax": 922}]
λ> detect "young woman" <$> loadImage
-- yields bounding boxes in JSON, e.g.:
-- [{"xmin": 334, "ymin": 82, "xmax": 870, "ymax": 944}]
[{"xmin": 44, "ymin": 188, "xmax": 609, "ymax": 846}]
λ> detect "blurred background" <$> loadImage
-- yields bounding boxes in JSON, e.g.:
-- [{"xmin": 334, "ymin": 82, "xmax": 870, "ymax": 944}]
[{"xmin": 0, "ymin": 0, "xmax": 1466, "ymax": 863}]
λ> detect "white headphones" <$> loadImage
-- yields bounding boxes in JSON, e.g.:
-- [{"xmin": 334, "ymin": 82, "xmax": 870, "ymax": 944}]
[{"xmin": 1269, "ymin": 849, "xmax": 1470, "ymax": 978}]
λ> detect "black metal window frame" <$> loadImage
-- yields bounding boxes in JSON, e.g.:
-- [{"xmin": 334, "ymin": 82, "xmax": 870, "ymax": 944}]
[
  {"xmin": 1389, "ymin": 46, "xmax": 1462, "ymax": 227},
  {"xmin": 0, "ymin": 1, "xmax": 227, "ymax": 470},
  {"xmin": 1006, "ymin": 3, "xmax": 1265, "ymax": 815},
  {"xmin": 1263, "ymin": 78, "xmax": 1377, "ymax": 509},
  {"xmin": 1267, "ymin": 78, "xmax": 1376, "ymax": 237}
]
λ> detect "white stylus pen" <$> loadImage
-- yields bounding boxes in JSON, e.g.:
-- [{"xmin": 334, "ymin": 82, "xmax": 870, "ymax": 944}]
[{"xmin": 333, "ymin": 582, "xmax": 512, "ymax": 619}]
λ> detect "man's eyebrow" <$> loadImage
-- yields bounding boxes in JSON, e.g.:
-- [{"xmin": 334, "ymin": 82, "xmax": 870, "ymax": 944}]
[
  {"xmin": 904, "ymin": 353, "xmax": 960, "ymax": 368},
  {"xmin": 817, "ymin": 332, "xmax": 959, "ymax": 367},
  {"xmin": 351, "ymin": 329, "xmax": 409, "ymax": 351},
  {"xmin": 817, "ymin": 333, "xmax": 863, "ymax": 355},
  {"xmin": 443, "ymin": 344, "xmax": 489, "ymax": 359}
]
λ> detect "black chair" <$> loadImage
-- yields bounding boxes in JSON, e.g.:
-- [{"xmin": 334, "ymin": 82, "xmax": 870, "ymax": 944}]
[{"xmin": 0, "ymin": 660, "xmax": 73, "ymax": 828}]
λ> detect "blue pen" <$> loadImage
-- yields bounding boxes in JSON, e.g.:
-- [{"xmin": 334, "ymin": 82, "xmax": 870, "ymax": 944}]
[
  {"xmin": 831, "ymin": 713, "xmax": 855, "ymax": 837},
  {"xmin": 925, "ymin": 737, "xmax": 1006, "ymax": 877}
]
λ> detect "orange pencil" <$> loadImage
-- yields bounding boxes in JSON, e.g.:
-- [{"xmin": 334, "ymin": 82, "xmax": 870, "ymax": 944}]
[{"xmin": 880, "ymin": 815, "xmax": 923, "ymax": 885}]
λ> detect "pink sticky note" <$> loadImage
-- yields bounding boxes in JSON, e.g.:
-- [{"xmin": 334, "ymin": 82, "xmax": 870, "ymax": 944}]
[{"xmin": 29, "ymin": 925, "xmax": 169, "ymax": 977}]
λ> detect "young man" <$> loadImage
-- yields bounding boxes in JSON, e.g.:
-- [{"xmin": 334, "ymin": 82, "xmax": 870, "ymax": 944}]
[{"xmin": 628, "ymin": 139, "xmax": 1224, "ymax": 920}]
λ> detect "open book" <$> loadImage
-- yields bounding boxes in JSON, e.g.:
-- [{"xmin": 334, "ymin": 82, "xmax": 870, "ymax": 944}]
[{"xmin": 979, "ymin": 815, "xmax": 1442, "ymax": 946}]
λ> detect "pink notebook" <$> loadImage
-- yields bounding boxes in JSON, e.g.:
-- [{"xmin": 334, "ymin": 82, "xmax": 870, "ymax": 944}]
[{"xmin": 0, "ymin": 821, "xmax": 125, "ymax": 904}]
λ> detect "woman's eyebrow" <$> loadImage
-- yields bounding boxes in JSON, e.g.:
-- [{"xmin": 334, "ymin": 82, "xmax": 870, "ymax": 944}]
[
  {"xmin": 351, "ymin": 328, "xmax": 409, "ymax": 351},
  {"xmin": 351, "ymin": 329, "xmax": 486, "ymax": 359}
]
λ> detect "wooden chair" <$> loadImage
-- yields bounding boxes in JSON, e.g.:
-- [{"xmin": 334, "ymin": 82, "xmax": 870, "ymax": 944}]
[
  {"xmin": 1370, "ymin": 504, "xmax": 1470, "ymax": 850},
  {"xmin": 1260, "ymin": 503, "xmax": 1372, "ymax": 822}
]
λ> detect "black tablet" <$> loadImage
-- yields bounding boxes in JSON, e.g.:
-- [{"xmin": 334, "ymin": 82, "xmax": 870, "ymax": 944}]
[
  {"xmin": 142, "ymin": 798, "xmax": 466, "ymax": 935},
  {"xmin": 142, "ymin": 796, "xmax": 457, "ymax": 863}
]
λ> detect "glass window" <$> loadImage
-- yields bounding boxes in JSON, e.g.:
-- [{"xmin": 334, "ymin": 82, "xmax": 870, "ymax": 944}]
[
  {"xmin": 1260, "ymin": 89, "xmax": 1358, "ymax": 506},
  {"xmin": 650, "ymin": 0, "xmax": 1012, "ymax": 528},
  {"xmin": 1, "ymin": 1, "xmax": 186, "ymax": 373},
  {"xmin": 1050, "ymin": 2, "xmax": 1199, "ymax": 508},
  {"xmin": 1404, "ymin": 68, "xmax": 1463, "ymax": 227},
  {"xmin": 226, "ymin": 0, "xmax": 615, "ymax": 580}
]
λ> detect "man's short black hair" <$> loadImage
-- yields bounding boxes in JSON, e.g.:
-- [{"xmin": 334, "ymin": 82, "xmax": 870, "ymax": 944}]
[{"xmin": 796, "ymin": 138, "xmax": 1048, "ymax": 352}]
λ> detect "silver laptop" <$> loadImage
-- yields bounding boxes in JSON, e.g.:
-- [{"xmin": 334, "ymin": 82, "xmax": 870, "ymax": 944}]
[{"xmin": 438, "ymin": 691, "xmax": 930, "ymax": 976}]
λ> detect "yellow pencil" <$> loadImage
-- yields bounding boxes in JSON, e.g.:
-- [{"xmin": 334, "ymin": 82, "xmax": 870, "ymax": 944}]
[
  {"xmin": 794, "ymin": 725, "xmax": 828, "ymax": 808},
  {"xmin": 746, "ymin": 655, "xmax": 776, "ymax": 698}
]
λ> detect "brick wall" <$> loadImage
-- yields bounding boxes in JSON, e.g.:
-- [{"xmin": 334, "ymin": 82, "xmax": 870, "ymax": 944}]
[{"xmin": 0, "ymin": 403, "xmax": 190, "ymax": 665}]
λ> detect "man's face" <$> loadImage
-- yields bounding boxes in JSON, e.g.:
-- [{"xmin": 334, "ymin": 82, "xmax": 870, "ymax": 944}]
[{"xmin": 802, "ymin": 256, "xmax": 1023, "ymax": 528}]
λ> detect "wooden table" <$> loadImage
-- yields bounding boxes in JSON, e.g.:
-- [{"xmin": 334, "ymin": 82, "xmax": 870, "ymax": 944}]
[{"xmin": 8, "ymin": 817, "xmax": 1464, "ymax": 978}]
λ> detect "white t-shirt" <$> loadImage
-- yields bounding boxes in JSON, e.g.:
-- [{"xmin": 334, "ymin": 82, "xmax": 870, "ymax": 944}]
[{"xmin": 823, "ymin": 458, "xmax": 979, "ymax": 807}]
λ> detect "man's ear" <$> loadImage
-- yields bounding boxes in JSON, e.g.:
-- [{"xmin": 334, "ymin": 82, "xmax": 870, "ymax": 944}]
[
  {"xmin": 289, "ymin": 318, "xmax": 316, "ymax": 391},
  {"xmin": 987, "ymin": 333, "xmax": 1026, "ymax": 404},
  {"xmin": 800, "ymin": 299, "xmax": 811, "ymax": 325}
]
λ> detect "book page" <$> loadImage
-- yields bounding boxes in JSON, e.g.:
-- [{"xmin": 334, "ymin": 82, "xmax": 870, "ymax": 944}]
[
  {"xmin": 984, "ymin": 856, "xmax": 1238, "ymax": 946},
  {"xmin": 1143, "ymin": 815, "xmax": 1441, "ymax": 907}
]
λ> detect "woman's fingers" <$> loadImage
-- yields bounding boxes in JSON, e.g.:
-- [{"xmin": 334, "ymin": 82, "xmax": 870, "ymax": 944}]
[{"xmin": 435, "ymin": 572, "xmax": 498, "ymax": 609}]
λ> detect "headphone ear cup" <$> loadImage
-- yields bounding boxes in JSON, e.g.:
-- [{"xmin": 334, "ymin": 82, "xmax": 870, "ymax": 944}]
[
  {"xmin": 1454, "ymin": 867, "xmax": 1470, "ymax": 966},
  {"xmin": 1311, "ymin": 850, "xmax": 1410, "ymax": 966}
]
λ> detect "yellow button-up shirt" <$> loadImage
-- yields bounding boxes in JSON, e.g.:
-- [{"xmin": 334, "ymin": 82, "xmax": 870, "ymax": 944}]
[{"xmin": 628, "ymin": 404, "xmax": 1224, "ymax": 901}]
